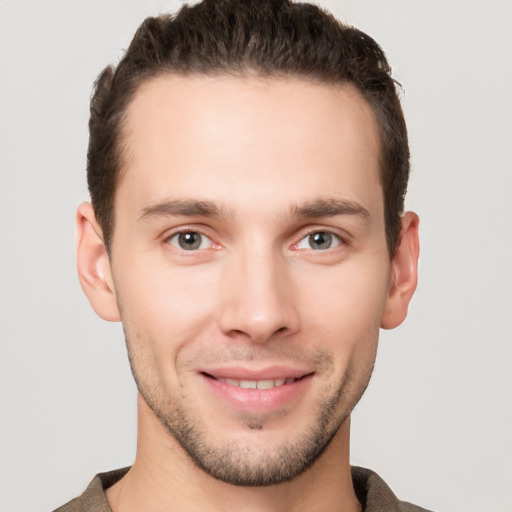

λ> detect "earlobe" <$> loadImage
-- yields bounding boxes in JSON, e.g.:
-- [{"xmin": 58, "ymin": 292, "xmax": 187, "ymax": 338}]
[
  {"xmin": 76, "ymin": 202, "xmax": 121, "ymax": 322},
  {"xmin": 381, "ymin": 212, "xmax": 420, "ymax": 330}
]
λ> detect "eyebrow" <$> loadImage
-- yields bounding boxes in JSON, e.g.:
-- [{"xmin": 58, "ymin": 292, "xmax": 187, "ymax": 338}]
[
  {"xmin": 139, "ymin": 199, "xmax": 228, "ymax": 221},
  {"xmin": 138, "ymin": 197, "xmax": 370, "ymax": 222},
  {"xmin": 290, "ymin": 198, "xmax": 370, "ymax": 220}
]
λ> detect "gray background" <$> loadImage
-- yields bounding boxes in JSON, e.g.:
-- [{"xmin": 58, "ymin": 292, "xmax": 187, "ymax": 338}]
[{"xmin": 1, "ymin": 1, "xmax": 511, "ymax": 510}]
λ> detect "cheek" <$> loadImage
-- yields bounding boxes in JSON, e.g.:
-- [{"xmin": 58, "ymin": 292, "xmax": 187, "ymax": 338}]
[
  {"xmin": 113, "ymin": 259, "xmax": 220, "ymax": 363},
  {"xmin": 298, "ymin": 259, "xmax": 390, "ymax": 354}
]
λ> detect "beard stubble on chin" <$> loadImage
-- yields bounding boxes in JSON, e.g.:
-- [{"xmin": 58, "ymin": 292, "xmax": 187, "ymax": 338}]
[{"xmin": 125, "ymin": 337, "xmax": 376, "ymax": 487}]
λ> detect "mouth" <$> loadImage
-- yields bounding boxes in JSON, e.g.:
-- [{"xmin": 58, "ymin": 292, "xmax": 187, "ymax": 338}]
[
  {"xmin": 199, "ymin": 369, "xmax": 314, "ymax": 413},
  {"xmin": 201, "ymin": 373, "xmax": 308, "ymax": 390}
]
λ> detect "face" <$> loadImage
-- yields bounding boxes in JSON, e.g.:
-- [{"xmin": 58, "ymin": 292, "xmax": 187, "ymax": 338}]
[{"xmin": 96, "ymin": 75, "xmax": 403, "ymax": 485}]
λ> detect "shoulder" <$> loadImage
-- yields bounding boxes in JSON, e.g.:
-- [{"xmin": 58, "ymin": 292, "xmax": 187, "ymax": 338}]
[
  {"xmin": 351, "ymin": 466, "xmax": 433, "ymax": 512},
  {"xmin": 52, "ymin": 468, "xmax": 130, "ymax": 512}
]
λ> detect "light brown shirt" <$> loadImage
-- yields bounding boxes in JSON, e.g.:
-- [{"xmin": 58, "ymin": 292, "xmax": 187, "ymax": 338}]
[{"xmin": 53, "ymin": 466, "xmax": 432, "ymax": 512}]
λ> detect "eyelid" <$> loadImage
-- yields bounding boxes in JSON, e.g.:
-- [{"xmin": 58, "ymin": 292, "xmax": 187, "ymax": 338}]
[
  {"xmin": 292, "ymin": 227, "xmax": 349, "ymax": 251},
  {"xmin": 162, "ymin": 226, "xmax": 220, "ymax": 252},
  {"xmin": 168, "ymin": 232, "xmax": 211, "ymax": 250}
]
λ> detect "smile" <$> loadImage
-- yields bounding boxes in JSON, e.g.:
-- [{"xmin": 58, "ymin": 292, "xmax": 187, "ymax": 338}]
[
  {"xmin": 200, "ymin": 371, "xmax": 313, "ymax": 412},
  {"xmin": 213, "ymin": 377, "xmax": 298, "ymax": 389}
]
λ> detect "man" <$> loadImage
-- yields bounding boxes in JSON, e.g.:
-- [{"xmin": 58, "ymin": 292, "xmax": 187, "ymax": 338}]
[{"xmin": 56, "ymin": 0, "xmax": 424, "ymax": 510}]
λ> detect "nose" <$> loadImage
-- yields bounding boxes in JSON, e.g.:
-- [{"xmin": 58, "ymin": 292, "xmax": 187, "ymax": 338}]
[{"xmin": 218, "ymin": 246, "xmax": 300, "ymax": 344}]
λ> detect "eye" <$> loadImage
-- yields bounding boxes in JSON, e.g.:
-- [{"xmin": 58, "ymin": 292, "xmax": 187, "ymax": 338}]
[
  {"xmin": 296, "ymin": 231, "xmax": 342, "ymax": 251},
  {"xmin": 167, "ymin": 231, "xmax": 212, "ymax": 251}
]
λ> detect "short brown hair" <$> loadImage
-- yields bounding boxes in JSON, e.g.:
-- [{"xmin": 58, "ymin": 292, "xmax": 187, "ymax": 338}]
[{"xmin": 87, "ymin": 0, "xmax": 409, "ymax": 254}]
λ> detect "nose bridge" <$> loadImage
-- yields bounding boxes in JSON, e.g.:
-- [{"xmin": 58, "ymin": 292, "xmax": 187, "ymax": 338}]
[{"xmin": 219, "ymin": 239, "xmax": 299, "ymax": 342}]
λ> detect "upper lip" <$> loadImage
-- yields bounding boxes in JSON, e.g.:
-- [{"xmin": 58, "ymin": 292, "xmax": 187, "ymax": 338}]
[{"xmin": 199, "ymin": 366, "xmax": 313, "ymax": 381}]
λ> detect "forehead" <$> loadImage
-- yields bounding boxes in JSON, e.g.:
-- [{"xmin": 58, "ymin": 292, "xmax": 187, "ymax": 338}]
[{"xmin": 118, "ymin": 74, "xmax": 382, "ymax": 217}]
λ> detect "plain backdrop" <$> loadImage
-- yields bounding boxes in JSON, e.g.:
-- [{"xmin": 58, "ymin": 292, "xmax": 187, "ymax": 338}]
[{"xmin": 1, "ymin": 1, "xmax": 511, "ymax": 511}]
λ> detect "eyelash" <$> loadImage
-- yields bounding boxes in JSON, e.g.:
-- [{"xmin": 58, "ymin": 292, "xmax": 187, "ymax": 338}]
[
  {"xmin": 164, "ymin": 228, "xmax": 346, "ymax": 253},
  {"xmin": 166, "ymin": 230, "xmax": 215, "ymax": 251},
  {"xmin": 294, "ymin": 230, "xmax": 344, "ymax": 251}
]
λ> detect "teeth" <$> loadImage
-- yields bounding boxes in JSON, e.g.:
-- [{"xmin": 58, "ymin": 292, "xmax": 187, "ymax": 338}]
[
  {"xmin": 256, "ymin": 379, "xmax": 275, "ymax": 390},
  {"xmin": 240, "ymin": 380, "xmax": 257, "ymax": 389},
  {"xmin": 217, "ymin": 377, "xmax": 294, "ymax": 389}
]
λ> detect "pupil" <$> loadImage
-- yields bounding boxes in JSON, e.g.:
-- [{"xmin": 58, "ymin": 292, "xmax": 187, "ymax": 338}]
[
  {"xmin": 310, "ymin": 232, "xmax": 331, "ymax": 250},
  {"xmin": 179, "ymin": 232, "xmax": 201, "ymax": 250}
]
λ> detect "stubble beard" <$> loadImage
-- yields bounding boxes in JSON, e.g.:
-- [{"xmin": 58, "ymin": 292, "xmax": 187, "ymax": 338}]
[{"xmin": 126, "ymin": 338, "xmax": 375, "ymax": 487}]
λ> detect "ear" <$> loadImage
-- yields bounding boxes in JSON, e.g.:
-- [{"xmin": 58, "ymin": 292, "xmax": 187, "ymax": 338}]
[
  {"xmin": 381, "ymin": 212, "xmax": 420, "ymax": 330},
  {"xmin": 76, "ymin": 202, "xmax": 121, "ymax": 322}
]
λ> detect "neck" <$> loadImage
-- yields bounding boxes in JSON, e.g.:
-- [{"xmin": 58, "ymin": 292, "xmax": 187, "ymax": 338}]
[{"xmin": 106, "ymin": 395, "xmax": 361, "ymax": 512}]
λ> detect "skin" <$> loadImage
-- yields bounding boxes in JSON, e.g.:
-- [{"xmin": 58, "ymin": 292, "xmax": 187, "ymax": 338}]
[{"xmin": 76, "ymin": 75, "xmax": 419, "ymax": 512}]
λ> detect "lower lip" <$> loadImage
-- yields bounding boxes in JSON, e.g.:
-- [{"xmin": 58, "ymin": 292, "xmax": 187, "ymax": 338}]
[{"xmin": 200, "ymin": 374, "xmax": 314, "ymax": 413}]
